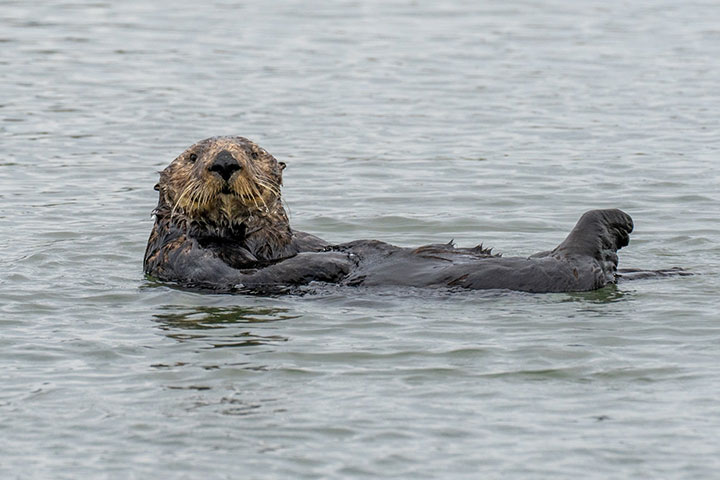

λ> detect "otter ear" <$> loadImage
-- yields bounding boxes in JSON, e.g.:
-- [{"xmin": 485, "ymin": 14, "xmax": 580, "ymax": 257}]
[
  {"xmin": 153, "ymin": 183, "xmax": 160, "ymax": 191},
  {"xmin": 278, "ymin": 161, "xmax": 286, "ymax": 171}
]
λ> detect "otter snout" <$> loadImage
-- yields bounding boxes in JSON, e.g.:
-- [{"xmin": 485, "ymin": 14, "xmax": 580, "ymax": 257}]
[{"xmin": 209, "ymin": 150, "xmax": 242, "ymax": 181}]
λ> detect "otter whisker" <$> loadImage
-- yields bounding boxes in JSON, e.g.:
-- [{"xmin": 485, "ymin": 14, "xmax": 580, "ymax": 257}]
[
  {"xmin": 256, "ymin": 172, "xmax": 279, "ymax": 189},
  {"xmin": 252, "ymin": 179, "xmax": 271, "ymax": 211},
  {"xmin": 191, "ymin": 178, "xmax": 213, "ymax": 215},
  {"xmin": 190, "ymin": 179, "xmax": 205, "ymax": 206},
  {"xmin": 250, "ymin": 187, "xmax": 261, "ymax": 211},
  {"xmin": 201, "ymin": 183, "xmax": 213, "ymax": 209},
  {"xmin": 249, "ymin": 181, "xmax": 267, "ymax": 211},
  {"xmin": 256, "ymin": 179, "xmax": 280, "ymax": 198},
  {"xmin": 255, "ymin": 177, "xmax": 280, "ymax": 197},
  {"xmin": 236, "ymin": 181, "xmax": 261, "ymax": 211},
  {"xmin": 240, "ymin": 182, "xmax": 253, "ymax": 201},
  {"xmin": 192, "ymin": 184, "xmax": 205, "ymax": 212},
  {"xmin": 171, "ymin": 181, "xmax": 197, "ymax": 220}
]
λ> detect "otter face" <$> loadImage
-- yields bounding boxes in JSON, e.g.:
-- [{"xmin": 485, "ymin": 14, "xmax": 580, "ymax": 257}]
[{"xmin": 158, "ymin": 136, "xmax": 286, "ymax": 224}]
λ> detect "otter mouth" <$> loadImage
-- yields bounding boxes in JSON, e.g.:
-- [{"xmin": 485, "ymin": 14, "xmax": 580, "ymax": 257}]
[
  {"xmin": 219, "ymin": 184, "xmax": 263, "ymax": 199},
  {"xmin": 217, "ymin": 186, "xmax": 263, "ymax": 206}
]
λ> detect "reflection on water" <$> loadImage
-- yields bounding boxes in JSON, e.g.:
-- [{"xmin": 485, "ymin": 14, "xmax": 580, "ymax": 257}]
[
  {"xmin": 154, "ymin": 305, "xmax": 298, "ymax": 347},
  {"xmin": 563, "ymin": 285, "xmax": 630, "ymax": 304},
  {"xmin": 155, "ymin": 305, "xmax": 298, "ymax": 328}
]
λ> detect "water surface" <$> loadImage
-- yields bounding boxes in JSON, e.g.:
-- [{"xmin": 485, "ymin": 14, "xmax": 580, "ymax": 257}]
[{"xmin": 2, "ymin": 1, "xmax": 719, "ymax": 478}]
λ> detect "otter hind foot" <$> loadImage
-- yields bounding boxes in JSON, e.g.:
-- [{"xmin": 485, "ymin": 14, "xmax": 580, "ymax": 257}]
[
  {"xmin": 551, "ymin": 209, "xmax": 634, "ymax": 285},
  {"xmin": 553, "ymin": 209, "xmax": 633, "ymax": 258}
]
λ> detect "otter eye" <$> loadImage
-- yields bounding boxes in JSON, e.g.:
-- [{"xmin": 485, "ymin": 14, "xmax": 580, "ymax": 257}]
[
  {"xmin": 250, "ymin": 150, "xmax": 259, "ymax": 160},
  {"xmin": 188, "ymin": 153, "xmax": 198, "ymax": 163}
]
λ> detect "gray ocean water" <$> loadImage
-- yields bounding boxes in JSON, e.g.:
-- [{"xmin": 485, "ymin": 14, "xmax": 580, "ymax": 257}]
[{"xmin": 2, "ymin": 0, "xmax": 719, "ymax": 478}]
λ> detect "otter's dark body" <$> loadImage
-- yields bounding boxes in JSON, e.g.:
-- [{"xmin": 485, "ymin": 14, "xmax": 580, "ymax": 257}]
[
  {"xmin": 144, "ymin": 136, "xmax": 635, "ymax": 294},
  {"xmin": 144, "ymin": 196, "xmax": 328, "ymax": 282}
]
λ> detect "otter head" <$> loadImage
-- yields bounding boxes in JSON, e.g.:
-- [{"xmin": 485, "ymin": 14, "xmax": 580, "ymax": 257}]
[{"xmin": 156, "ymin": 136, "xmax": 287, "ymax": 229}]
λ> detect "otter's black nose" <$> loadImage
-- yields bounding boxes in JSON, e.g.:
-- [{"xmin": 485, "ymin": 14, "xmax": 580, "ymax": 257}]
[{"xmin": 209, "ymin": 150, "xmax": 242, "ymax": 181}]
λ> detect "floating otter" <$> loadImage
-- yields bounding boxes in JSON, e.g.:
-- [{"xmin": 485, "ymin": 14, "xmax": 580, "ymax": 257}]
[{"xmin": 144, "ymin": 136, "xmax": 637, "ymax": 293}]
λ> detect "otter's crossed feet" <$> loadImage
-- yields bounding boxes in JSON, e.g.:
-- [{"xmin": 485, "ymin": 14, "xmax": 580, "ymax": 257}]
[{"xmin": 551, "ymin": 208, "xmax": 634, "ymax": 285}]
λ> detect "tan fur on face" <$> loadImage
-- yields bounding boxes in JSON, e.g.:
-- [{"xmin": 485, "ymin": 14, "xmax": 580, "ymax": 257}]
[{"xmin": 158, "ymin": 136, "xmax": 285, "ymax": 226}]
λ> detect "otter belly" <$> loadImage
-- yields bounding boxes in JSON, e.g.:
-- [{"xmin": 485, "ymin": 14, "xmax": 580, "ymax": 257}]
[{"xmin": 338, "ymin": 243, "xmax": 607, "ymax": 293}]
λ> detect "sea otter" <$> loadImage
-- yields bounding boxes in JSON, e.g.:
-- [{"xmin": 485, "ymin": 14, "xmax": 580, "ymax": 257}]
[{"xmin": 144, "ymin": 136, "xmax": 636, "ymax": 293}]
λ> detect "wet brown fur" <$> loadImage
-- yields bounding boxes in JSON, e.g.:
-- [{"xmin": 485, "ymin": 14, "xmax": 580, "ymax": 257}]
[
  {"xmin": 144, "ymin": 136, "xmax": 326, "ymax": 283},
  {"xmin": 144, "ymin": 137, "xmax": 646, "ymax": 293}
]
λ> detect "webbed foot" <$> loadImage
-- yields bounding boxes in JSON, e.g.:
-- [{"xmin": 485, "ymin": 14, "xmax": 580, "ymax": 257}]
[{"xmin": 552, "ymin": 209, "xmax": 634, "ymax": 285}]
